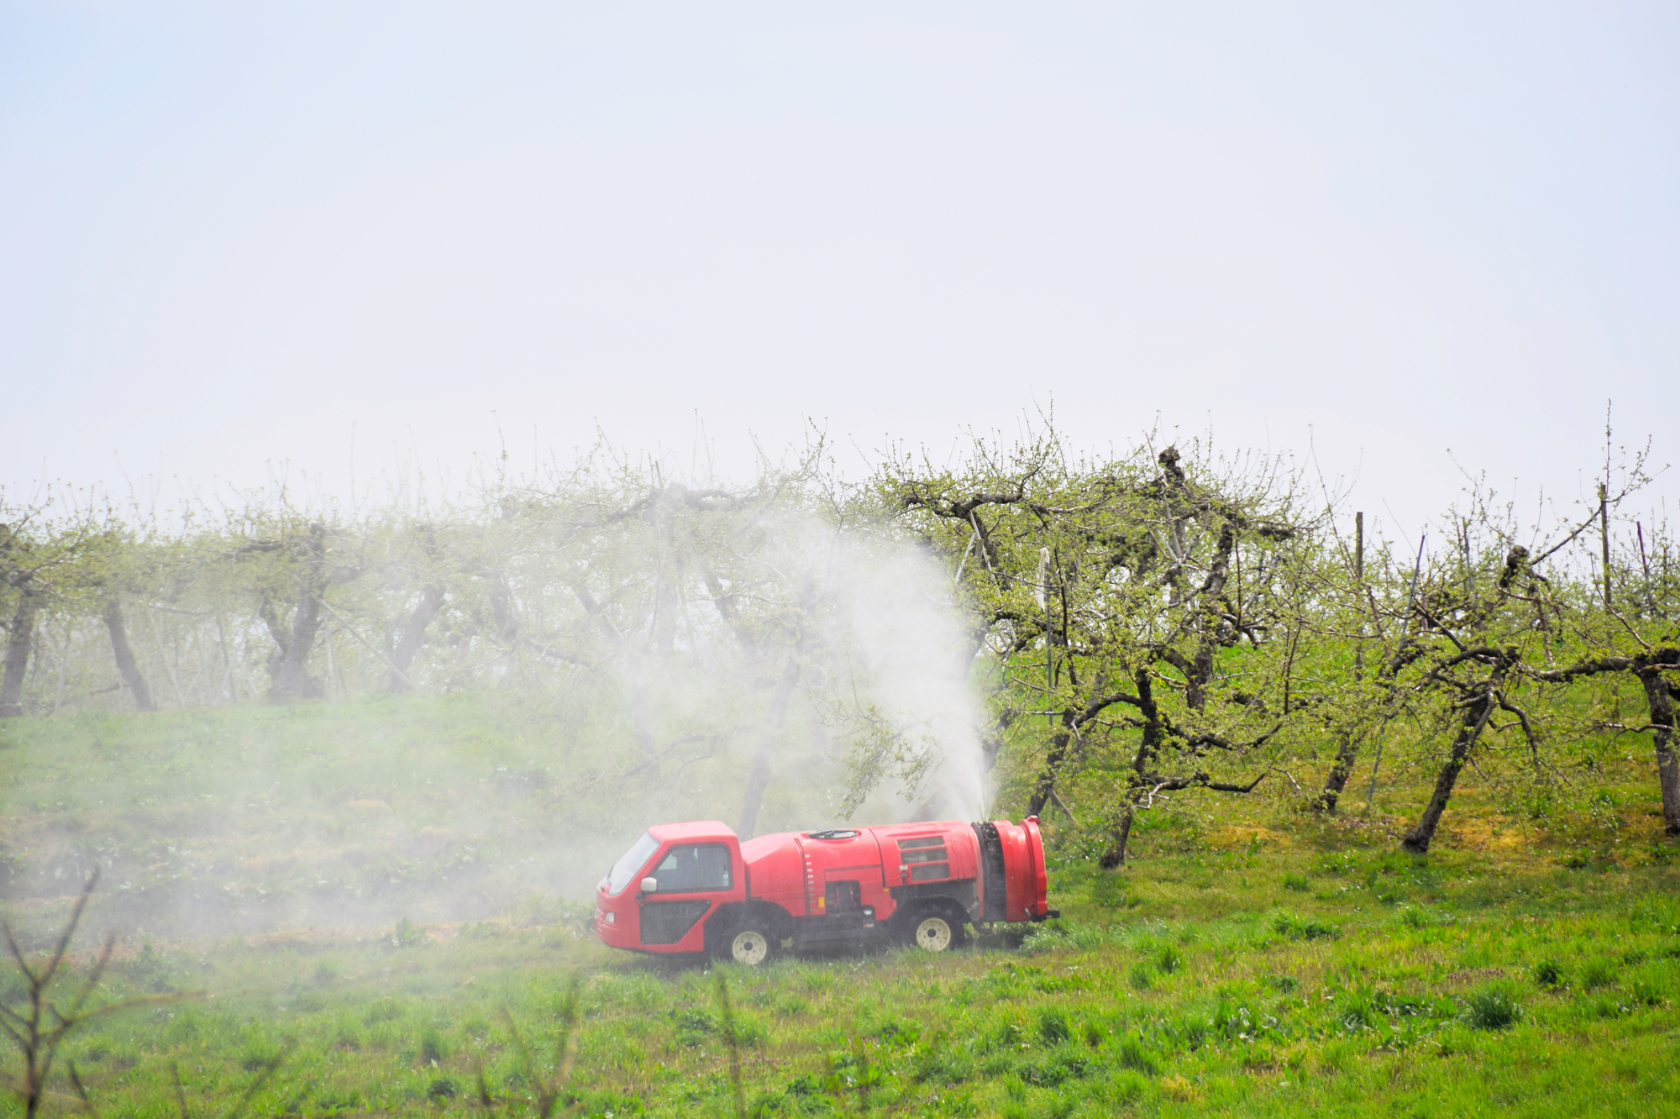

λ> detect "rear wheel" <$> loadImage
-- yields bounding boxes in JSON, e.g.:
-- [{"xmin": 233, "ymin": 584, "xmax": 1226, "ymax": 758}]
[{"xmin": 903, "ymin": 906, "xmax": 966, "ymax": 953}]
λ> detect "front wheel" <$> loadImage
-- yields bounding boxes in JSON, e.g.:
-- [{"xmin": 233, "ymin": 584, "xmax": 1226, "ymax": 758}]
[
  {"xmin": 905, "ymin": 909, "xmax": 966, "ymax": 953},
  {"xmin": 724, "ymin": 925, "xmax": 774, "ymax": 966}
]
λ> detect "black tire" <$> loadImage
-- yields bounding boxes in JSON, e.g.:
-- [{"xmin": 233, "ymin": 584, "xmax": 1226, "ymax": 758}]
[
  {"xmin": 716, "ymin": 920, "xmax": 777, "ymax": 966},
  {"xmin": 899, "ymin": 905, "xmax": 967, "ymax": 953}
]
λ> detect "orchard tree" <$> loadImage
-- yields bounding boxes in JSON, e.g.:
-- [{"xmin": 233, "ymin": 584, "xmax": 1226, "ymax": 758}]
[
  {"xmin": 882, "ymin": 428, "xmax": 1320, "ymax": 866},
  {"xmin": 1376, "ymin": 439, "xmax": 1667, "ymax": 853}
]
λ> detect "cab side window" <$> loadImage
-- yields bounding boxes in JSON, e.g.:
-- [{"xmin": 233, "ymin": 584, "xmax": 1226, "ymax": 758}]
[{"xmin": 654, "ymin": 844, "xmax": 733, "ymax": 892}]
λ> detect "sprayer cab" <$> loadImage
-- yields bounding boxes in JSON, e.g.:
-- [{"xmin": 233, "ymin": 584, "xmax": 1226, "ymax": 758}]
[{"xmin": 593, "ymin": 817, "xmax": 1056, "ymax": 964}]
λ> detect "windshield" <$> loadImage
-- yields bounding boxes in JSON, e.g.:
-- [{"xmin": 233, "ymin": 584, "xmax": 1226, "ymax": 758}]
[{"xmin": 605, "ymin": 832, "xmax": 661, "ymax": 896}]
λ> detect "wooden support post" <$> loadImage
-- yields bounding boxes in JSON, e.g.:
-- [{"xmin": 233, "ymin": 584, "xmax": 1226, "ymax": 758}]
[
  {"xmin": 1353, "ymin": 512, "xmax": 1364, "ymax": 682},
  {"xmin": 1599, "ymin": 483, "xmax": 1612, "ymax": 610}
]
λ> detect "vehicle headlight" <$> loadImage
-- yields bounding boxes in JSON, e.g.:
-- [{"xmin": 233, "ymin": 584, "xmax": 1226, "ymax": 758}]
[{"xmin": 605, "ymin": 911, "xmax": 616, "ymax": 924}]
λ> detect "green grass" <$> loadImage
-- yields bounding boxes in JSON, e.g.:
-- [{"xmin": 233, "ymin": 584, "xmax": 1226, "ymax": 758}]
[
  {"xmin": 3, "ymin": 699, "xmax": 1680, "ymax": 1116},
  {"xmin": 25, "ymin": 865, "xmax": 1678, "ymax": 1118}
]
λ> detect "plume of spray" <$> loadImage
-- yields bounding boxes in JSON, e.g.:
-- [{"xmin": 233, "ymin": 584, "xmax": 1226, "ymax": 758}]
[
  {"xmin": 0, "ymin": 450, "xmax": 997, "ymax": 948},
  {"xmin": 821, "ymin": 532, "xmax": 991, "ymax": 823},
  {"xmin": 600, "ymin": 506, "xmax": 994, "ymax": 844}
]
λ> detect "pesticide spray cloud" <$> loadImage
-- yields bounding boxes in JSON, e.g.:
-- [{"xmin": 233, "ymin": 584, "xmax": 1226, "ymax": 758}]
[
  {"xmin": 0, "ymin": 462, "xmax": 995, "ymax": 945},
  {"xmin": 827, "ymin": 535, "xmax": 990, "ymax": 823}
]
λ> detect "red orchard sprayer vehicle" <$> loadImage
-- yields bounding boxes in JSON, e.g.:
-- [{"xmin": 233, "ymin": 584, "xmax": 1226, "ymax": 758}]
[{"xmin": 594, "ymin": 817, "xmax": 1058, "ymax": 965}]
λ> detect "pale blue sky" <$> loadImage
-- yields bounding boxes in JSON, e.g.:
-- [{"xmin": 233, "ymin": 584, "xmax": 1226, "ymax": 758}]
[{"xmin": 3, "ymin": 3, "xmax": 1676, "ymax": 543}]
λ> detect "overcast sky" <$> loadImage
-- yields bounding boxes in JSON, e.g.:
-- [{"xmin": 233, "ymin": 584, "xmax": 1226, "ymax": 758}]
[{"xmin": 3, "ymin": 2, "xmax": 1675, "ymax": 544}]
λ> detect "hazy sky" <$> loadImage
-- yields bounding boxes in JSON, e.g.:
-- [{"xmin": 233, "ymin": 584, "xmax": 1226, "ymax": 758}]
[{"xmin": 3, "ymin": 3, "xmax": 1676, "ymax": 542}]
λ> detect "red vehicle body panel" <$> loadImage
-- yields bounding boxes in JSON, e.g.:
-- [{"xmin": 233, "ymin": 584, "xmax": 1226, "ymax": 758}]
[{"xmin": 594, "ymin": 817, "xmax": 1053, "ymax": 957}]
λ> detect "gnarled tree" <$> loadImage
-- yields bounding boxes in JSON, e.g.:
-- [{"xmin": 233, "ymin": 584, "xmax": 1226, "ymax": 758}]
[{"xmin": 880, "ymin": 428, "xmax": 1319, "ymax": 866}]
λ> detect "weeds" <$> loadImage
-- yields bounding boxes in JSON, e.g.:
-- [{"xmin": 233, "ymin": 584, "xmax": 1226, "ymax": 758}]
[
  {"xmin": 1114, "ymin": 1036, "xmax": 1157, "ymax": 1075},
  {"xmin": 1270, "ymin": 911, "xmax": 1338, "ymax": 941},
  {"xmin": 1399, "ymin": 905, "xmax": 1453, "ymax": 929},
  {"xmin": 1580, "ymin": 959, "xmax": 1618, "ymax": 990},
  {"xmin": 1464, "ymin": 988, "xmax": 1523, "ymax": 1030},
  {"xmin": 388, "ymin": 919, "xmax": 428, "ymax": 950},
  {"xmin": 418, "ymin": 1026, "xmax": 447, "ymax": 1066},
  {"xmin": 715, "ymin": 972, "xmax": 745, "ymax": 1119},
  {"xmin": 1624, "ymin": 960, "xmax": 1675, "ymax": 1007},
  {"xmin": 480, "ymin": 975, "xmax": 581, "ymax": 1118},
  {"xmin": 0, "ymin": 872, "xmax": 184, "ymax": 1118},
  {"xmin": 1035, "ymin": 1007, "xmax": 1070, "ymax": 1046},
  {"xmin": 166, "ymin": 1045, "xmax": 291, "ymax": 1119}
]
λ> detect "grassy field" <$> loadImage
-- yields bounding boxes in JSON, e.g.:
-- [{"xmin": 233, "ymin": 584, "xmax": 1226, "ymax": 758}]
[{"xmin": 3, "ymin": 700, "xmax": 1679, "ymax": 1117}]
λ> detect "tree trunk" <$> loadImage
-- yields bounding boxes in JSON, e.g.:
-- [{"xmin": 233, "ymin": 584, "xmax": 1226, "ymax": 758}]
[
  {"xmin": 386, "ymin": 584, "xmax": 443, "ymax": 692},
  {"xmin": 103, "ymin": 600, "xmax": 157, "ymax": 711},
  {"xmin": 1025, "ymin": 714, "xmax": 1074, "ymax": 818},
  {"xmin": 1099, "ymin": 669, "xmax": 1165, "ymax": 867},
  {"xmin": 737, "ymin": 659, "xmax": 801, "ymax": 840},
  {"xmin": 1184, "ymin": 522, "xmax": 1238, "ymax": 712},
  {"xmin": 1636, "ymin": 666, "xmax": 1680, "ymax": 835},
  {"xmin": 1320, "ymin": 644, "xmax": 1423, "ymax": 811},
  {"xmin": 486, "ymin": 575, "xmax": 521, "ymax": 644},
  {"xmin": 264, "ymin": 590, "xmax": 325, "ymax": 699},
  {"xmin": 1401, "ymin": 687, "xmax": 1496, "ymax": 853},
  {"xmin": 1131, "ymin": 667, "xmax": 1164, "ymax": 774},
  {"xmin": 1186, "ymin": 644, "xmax": 1214, "ymax": 710},
  {"xmin": 0, "ymin": 587, "xmax": 36, "ymax": 717},
  {"xmin": 1099, "ymin": 807, "xmax": 1135, "ymax": 870},
  {"xmin": 260, "ymin": 526, "xmax": 329, "ymax": 701},
  {"xmin": 1317, "ymin": 731, "xmax": 1360, "ymax": 812}
]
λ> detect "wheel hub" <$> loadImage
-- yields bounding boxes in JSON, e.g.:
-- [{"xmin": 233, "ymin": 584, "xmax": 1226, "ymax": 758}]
[
  {"xmin": 730, "ymin": 929, "xmax": 769, "ymax": 965},
  {"xmin": 914, "ymin": 916, "xmax": 952, "ymax": 951}
]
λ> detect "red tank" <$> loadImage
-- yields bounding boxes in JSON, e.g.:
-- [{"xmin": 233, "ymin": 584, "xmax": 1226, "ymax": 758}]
[{"xmin": 594, "ymin": 817, "xmax": 1056, "ymax": 964}]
